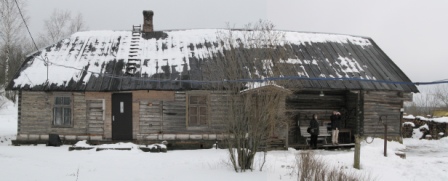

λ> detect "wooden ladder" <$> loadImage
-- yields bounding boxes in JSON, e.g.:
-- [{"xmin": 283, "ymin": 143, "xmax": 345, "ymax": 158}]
[{"xmin": 126, "ymin": 25, "xmax": 142, "ymax": 75}]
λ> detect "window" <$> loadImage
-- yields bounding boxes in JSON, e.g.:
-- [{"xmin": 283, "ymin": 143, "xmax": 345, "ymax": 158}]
[
  {"xmin": 53, "ymin": 96, "xmax": 72, "ymax": 126},
  {"xmin": 188, "ymin": 95, "xmax": 208, "ymax": 126}
]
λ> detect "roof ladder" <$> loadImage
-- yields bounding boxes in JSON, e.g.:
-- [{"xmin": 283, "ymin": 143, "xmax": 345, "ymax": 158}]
[{"xmin": 126, "ymin": 25, "xmax": 142, "ymax": 75}]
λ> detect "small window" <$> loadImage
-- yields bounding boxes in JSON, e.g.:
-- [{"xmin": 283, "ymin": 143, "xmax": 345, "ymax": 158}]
[
  {"xmin": 188, "ymin": 95, "xmax": 208, "ymax": 127},
  {"xmin": 53, "ymin": 96, "xmax": 72, "ymax": 126}
]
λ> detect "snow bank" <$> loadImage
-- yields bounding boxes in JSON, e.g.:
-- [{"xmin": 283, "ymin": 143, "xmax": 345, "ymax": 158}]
[
  {"xmin": 0, "ymin": 97, "xmax": 17, "ymax": 146},
  {"xmin": 73, "ymin": 140, "xmax": 167, "ymax": 150}
]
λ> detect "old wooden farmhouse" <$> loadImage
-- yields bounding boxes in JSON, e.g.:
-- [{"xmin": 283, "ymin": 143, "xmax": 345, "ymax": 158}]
[{"xmin": 7, "ymin": 11, "xmax": 418, "ymax": 148}]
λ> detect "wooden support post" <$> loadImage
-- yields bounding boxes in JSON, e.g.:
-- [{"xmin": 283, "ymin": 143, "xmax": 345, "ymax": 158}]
[
  {"xmin": 354, "ymin": 134, "xmax": 361, "ymax": 169},
  {"xmin": 384, "ymin": 124, "xmax": 387, "ymax": 157},
  {"xmin": 284, "ymin": 122, "xmax": 289, "ymax": 149}
]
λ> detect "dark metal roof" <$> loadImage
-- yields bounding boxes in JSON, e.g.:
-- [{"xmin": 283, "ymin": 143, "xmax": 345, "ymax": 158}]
[{"xmin": 7, "ymin": 29, "xmax": 418, "ymax": 93}]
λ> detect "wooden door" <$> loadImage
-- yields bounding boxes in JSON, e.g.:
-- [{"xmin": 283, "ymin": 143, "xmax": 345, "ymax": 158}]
[{"xmin": 112, "ymin": 93, "xmax": 133, "ymax": 140}]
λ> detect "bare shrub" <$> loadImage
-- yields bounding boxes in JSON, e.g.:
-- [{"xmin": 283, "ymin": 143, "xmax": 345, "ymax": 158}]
[
  {"xmin": 295, "ymin": 151, "xmax": 375, "ymax": 181},
  {"xmin": 205, "ymin": 20, "xmax": 291, "ymax": 172}
]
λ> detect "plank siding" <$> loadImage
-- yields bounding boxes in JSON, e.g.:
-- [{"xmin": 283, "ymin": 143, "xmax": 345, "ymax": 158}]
[
  {"xmin": 208, "ymin": 92, "xmax": 228, "ymax": 131},
  {"xmin": 139, "ymin": 100, "xmax": 163, "ymax": 134},
  {"xmin": 86, "ymin": 100, "xmax": 104, "ymax": 135},
  {"xmin": 137, "ymin": 91, "xmax": 228, "ymax": 138},
  {"xmin": 362, "ymin": 91, "xmax": 403, "ymax": 137},
  {"xmin": 162, "ymin": 99, "xmax": 187, "ymax": 133},
  {"xmin": 133, "ymin": 90, "xmax": 175, "ymax": 139},
  {"xmin": 73, "ymin": 93, "xmax": 87, "ymax": 130}
]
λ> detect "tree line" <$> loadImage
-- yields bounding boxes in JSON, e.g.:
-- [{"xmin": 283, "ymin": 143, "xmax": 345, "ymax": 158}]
[
  {"xmin": 0, "ymin": 0, "xmax": 87, "ymax": 100},
  {"xmin": 405, "ymin": 85, "xmax": 448, "ymax": 117}
]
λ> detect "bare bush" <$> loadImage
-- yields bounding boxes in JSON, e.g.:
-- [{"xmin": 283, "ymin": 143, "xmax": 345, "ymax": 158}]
[
  {"xmin": 295, "ymin": 151, "xmax": 375, "ymax": 181},
  {"xmin": 205, "ymin": 20, "xmax": 290, "ymax": 172}
]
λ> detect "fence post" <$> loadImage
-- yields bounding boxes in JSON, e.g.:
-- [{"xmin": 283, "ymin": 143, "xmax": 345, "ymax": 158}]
[{"xmin": 354, "ymin": 134, "xmax": 361, "ymax": 169}]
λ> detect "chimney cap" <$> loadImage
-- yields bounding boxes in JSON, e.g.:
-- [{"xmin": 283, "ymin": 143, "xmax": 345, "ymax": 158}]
[{"xmin": 143, "ymin": 10, "xmax": 154, "ymax": 16}]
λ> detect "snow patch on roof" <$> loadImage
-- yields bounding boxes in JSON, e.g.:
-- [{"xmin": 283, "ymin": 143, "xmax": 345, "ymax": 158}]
[
  {"xmin": 283, "ymin": 31, "xmax": 372, "ymax": 46},
  {"xmin": 14, "ymin": 31, "xmax": 129, "ymax": 87}
]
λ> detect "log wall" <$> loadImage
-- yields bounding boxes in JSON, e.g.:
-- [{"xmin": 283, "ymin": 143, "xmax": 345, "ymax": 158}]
[
  {"xmin": 17, "ymin": 90, "xmax": 229, "ymax": 143},
  {"xmin": 362, "ymin": 91, "xmax": 404, "ymax": 138},
  {"xmin": 137, "ymin": 91, "xmax": 227, "ymax": 141},
  {"xmin": 16, "ymin": 90, "xmax": 408, "ymax": 144},
  {"xmin": 18, "ymin": 92, "xmax": 89, "ymax": 141}
]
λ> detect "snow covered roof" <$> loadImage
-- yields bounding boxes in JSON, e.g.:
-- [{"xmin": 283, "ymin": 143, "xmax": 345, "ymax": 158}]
[{"xmin": 7, "ymin": 29, "xmax": 418, "ymax": 92}]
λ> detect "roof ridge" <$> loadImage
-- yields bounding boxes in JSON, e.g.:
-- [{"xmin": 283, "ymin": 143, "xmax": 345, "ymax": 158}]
[{"xmin": 74, "ymin": 29, "xmax": 371, "ymax": 39}]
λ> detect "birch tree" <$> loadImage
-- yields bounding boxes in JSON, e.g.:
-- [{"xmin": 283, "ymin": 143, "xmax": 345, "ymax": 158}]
[{"xmin": 0, "ymin": 0, "xmax": 27, "ymax": 99}]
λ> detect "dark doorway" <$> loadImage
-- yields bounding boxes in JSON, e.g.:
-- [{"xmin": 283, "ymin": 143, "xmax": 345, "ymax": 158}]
[{"xmin": 112, "ymin": 93, "xmax": 133, "ymax": 140}]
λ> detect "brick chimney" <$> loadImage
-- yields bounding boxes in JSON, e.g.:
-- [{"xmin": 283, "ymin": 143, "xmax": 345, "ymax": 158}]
[{"xmin": 142, "ymin": 10, "xmax": 154, "ymax": 33}]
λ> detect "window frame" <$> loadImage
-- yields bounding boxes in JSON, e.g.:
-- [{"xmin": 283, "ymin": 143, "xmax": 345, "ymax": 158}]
[
  {"xmin": 52, "ymin": 94, "xmax": 73, "ymax": 128},
  {"xmin": 186, "ymin": 93, "xmax": 209, "ymax": 128}
]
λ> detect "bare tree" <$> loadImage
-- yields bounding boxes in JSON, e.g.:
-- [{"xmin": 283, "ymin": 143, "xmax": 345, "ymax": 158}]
[
  {"xmin": 0, "ymin": 0, "xmax": 27, "ymax": 100},
  {"xmin": 38, "ymin": 9, "xmax": 87, "ymax": 47},
  {"xmin": 206, "ymin": 20, "xmax": 290, "ymax": 172},
  {"xmin": 69, "ymin": 13, "xmax": 86, "ymax": 33},
  {"xmin": 405, "ymin": 85, "xmax": 448, "ymax": 117},
  {"xmin": 433, "ymin": 84, "xmax": 448, "ymax": 109},
  {"xmin": 43, "ymin": 9, "xmax": 71, "ymax": 43}
]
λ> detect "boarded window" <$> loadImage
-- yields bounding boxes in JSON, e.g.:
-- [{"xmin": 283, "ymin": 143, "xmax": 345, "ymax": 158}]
[
  {"xmin": 53, "ymin": 96, "xmax": 72, "ymax": 126},
  {"xmin": 188, "ymin": 95, "xmax": 207, "ymax": 126},
  {"xmin": 86, "ymin": 99, "xmax": 105, "ymax": 134}
]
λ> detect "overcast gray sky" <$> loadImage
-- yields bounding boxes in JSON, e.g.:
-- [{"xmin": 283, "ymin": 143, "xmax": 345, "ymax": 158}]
[{"xmin": 27, "ymin": 0, "xmax": 447, "ymax": 85}]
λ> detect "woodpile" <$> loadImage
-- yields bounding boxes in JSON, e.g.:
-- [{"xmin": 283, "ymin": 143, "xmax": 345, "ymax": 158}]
[{"xmin": 401, "ymin": 118, "xmax": 448, "ymax": 139}]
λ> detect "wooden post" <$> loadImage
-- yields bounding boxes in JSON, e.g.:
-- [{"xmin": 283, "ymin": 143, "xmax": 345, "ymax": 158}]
[
  {"xmin": 384, "ymin": 124, "xmax": 387, "ymax": 157},
  {"xmin": 354, "ymin": 134, "xmax": 361, "ymax": 169},
  {"xmin": 284, "ymin": 122, "xmax": 289, "ymax": 149}
]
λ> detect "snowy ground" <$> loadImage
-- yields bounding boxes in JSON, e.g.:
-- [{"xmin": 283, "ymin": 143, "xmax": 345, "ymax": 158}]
[
  {"xmin": 1, "ymin": 98, "xmax": 447, "ymax": 181},
  {"xmin": 0, "ymin": 96, "xmax": 17, "ymax": 146}
]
